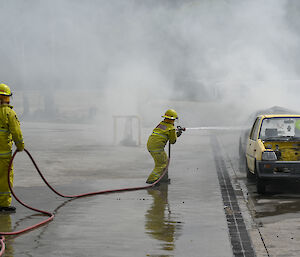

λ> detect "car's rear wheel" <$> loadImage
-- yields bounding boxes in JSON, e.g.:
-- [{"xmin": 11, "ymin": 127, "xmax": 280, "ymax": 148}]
[
  {"xmin": 247, "ymin": 166, "xmax": 255, "ymax": 180},
  {"xmin": 244, "ymin": 156, "xmax": 255, "ymax": 180}
]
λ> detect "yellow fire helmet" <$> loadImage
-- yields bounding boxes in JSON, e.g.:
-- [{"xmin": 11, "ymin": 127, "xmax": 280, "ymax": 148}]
[
  {"xmin": 162, "ymin": 109, "xmax": 178, "ymax": 120},
  {"xmin": 0, "ymin": 83, "xmax": 12, "ymax": 96}
]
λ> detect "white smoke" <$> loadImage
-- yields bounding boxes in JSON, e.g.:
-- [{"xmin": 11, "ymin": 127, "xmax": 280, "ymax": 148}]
[{"xmin": 0, "ymin": 0, "xmax": 299, "ymax": 129}]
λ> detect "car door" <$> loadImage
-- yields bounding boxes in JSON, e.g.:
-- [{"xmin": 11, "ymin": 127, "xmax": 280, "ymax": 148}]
[{"xmin": 246, "ymin": 117, "xmax": 261, "ymax": 173}]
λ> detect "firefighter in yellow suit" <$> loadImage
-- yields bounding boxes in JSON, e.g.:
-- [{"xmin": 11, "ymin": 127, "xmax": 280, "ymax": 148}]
[
  {"xmin": 0, "ymin": 83, "xmax": 24, "ymax": 212},
  {"xmin": 146, "ymin": 109, "xmax": 182, "ymax": 184}
]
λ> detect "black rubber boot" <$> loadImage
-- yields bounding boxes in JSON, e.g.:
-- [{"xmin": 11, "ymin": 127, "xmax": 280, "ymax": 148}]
[
  {"xmin": 160, "ymin": 178, "xmax": 171, "ymax": 184},
  {"xmin": 146, "ymin": 180, "xmax": 161, "ymax": 186},
  {"xmin": 146, "ymin": 180, "xmax": 155, "ymax": 184},
  {"xmin": 160, "ymin": 171, "xmax": 171, "ymax": 183},
  {"xmin": 0, "ymin": 206, "xmax": 16, "ymax": 213}
]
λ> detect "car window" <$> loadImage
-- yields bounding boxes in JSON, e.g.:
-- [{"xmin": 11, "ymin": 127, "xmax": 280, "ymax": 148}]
[
  {"xmin": 250, "ymin": 118, "xmax": 260, "ymax": 140},
  {"xmin": 259, "ymin": 117, "xmax": 300, "ymax": 140}
]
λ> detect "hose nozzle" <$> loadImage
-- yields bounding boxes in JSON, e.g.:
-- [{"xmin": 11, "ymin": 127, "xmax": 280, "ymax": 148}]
[
  {"xmin": 176, "ymin": 126, "xmax": 185, "ymax": 137},
  {"xmin": 177, "ymin": 126, "xmax": 186, "ymax": 132}
]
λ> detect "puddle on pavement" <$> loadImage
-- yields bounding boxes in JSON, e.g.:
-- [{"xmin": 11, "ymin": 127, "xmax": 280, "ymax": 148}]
[
  {"xmin": 253, "ymin": 197, "xmax": 300, "ymax": 219},
  {"xmin": 0, "ymin": 182, "xmax": 185, "ymax": 257},
  {"xmin": 145, "ymin": 183, "xmax": 183, "ymax": 253},
  {"xmin": 247, "ymin": 180, "xmax": 300, "ymax": 220}
]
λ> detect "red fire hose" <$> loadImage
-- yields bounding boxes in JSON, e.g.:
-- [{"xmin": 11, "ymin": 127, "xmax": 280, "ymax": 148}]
[{"xmin": 0, "ymin": 145, "xmax": 170, "ymax": 256}]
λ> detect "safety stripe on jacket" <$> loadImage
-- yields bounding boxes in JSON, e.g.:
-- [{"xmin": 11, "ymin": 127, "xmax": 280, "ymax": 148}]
[
  {"xmin": 0, "ymin": 129, "xmax": 9, "ymax": 133},
  {"xmin": 0, "ymin": 152, "xmax": 11, "ymax": 156},
  {"xmin": 0, "ymin": 192, "xmax": 10, "ymax": 195},
  {"xmin": 152, "ymin": 132, "xmax": 168, "ymax": 139}
]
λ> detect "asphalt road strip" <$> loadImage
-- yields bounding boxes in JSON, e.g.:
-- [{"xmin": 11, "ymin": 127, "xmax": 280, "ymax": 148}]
[{"xmin": 210, "ymin": 135, "xmax": 256, "ymax": 257}]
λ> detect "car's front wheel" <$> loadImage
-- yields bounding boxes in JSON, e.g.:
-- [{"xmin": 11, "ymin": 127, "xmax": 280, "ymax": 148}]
[
  {"xmin": 255, "ymin": 161, "xmax": 266, "ymax": 194},
  {"xmin": 256, "ymin": 176, "xmax": 266, "ymax": 194}
]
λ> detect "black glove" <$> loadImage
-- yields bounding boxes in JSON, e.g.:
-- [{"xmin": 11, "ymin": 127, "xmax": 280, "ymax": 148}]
[{"xmin": 176, "ymin": 130, "xmax": 182, "ymax": 137}]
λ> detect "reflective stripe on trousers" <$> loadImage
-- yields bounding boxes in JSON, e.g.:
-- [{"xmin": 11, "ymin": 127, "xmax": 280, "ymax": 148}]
[
  {"xmin": 14, "ymin": 139, "xmax": 24, "ymax": 144},
  {"xmin": 0, "ymin": 152, "xmax": 12, "ymax": 158},
  {"xmin": 148, "ymin": 149, "xmax": 164, "ymax": 153}
]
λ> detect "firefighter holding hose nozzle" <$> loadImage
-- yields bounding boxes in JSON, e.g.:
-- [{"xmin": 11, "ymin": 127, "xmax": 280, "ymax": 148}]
[
  {"xmin": 0, "ymin": 84, "xmax": 24, "ymax": 213},
  {"xmin": 146, "ymin": 109, "xmax": 184, "ymax": 184}
]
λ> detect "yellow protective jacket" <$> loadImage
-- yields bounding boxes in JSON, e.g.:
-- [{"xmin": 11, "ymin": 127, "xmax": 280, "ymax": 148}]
[
  {"xmin": 147, "ymin": 121, "xmax": 177, "ymax": 152},
  {"xmin": 0, "ymin": 104, "xmax": 24, "ymax": 158}
]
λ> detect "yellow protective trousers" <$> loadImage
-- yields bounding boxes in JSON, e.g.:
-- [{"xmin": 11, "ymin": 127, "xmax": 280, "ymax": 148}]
[
  {"xmin": 146, "ymin": 151, "xmax": 168, "ymax": 183},
  {"xmin": 0, "ymin": 158, "xmax": 13, "ymax": 207}
]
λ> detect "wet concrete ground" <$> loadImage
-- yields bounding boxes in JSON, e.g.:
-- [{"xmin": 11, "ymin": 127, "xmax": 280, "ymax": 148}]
[{"xmin": 1, "ymin": 122, "xmax": 234, "ymax": 257}]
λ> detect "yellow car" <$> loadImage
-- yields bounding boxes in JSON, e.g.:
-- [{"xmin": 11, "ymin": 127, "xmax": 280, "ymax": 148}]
[{"xmin": 246, "ymin": 114, "xmax": 300, "ymax": 194}]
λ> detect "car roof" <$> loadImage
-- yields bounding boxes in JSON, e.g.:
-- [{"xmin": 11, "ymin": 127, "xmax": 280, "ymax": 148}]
[
  {"xmin": 242, "ymin": 106, "xmax": 300, "ymax": 126},
  {"xmin": 258, "ymin": 114, "xmax": 300, "ymax": 118}
]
